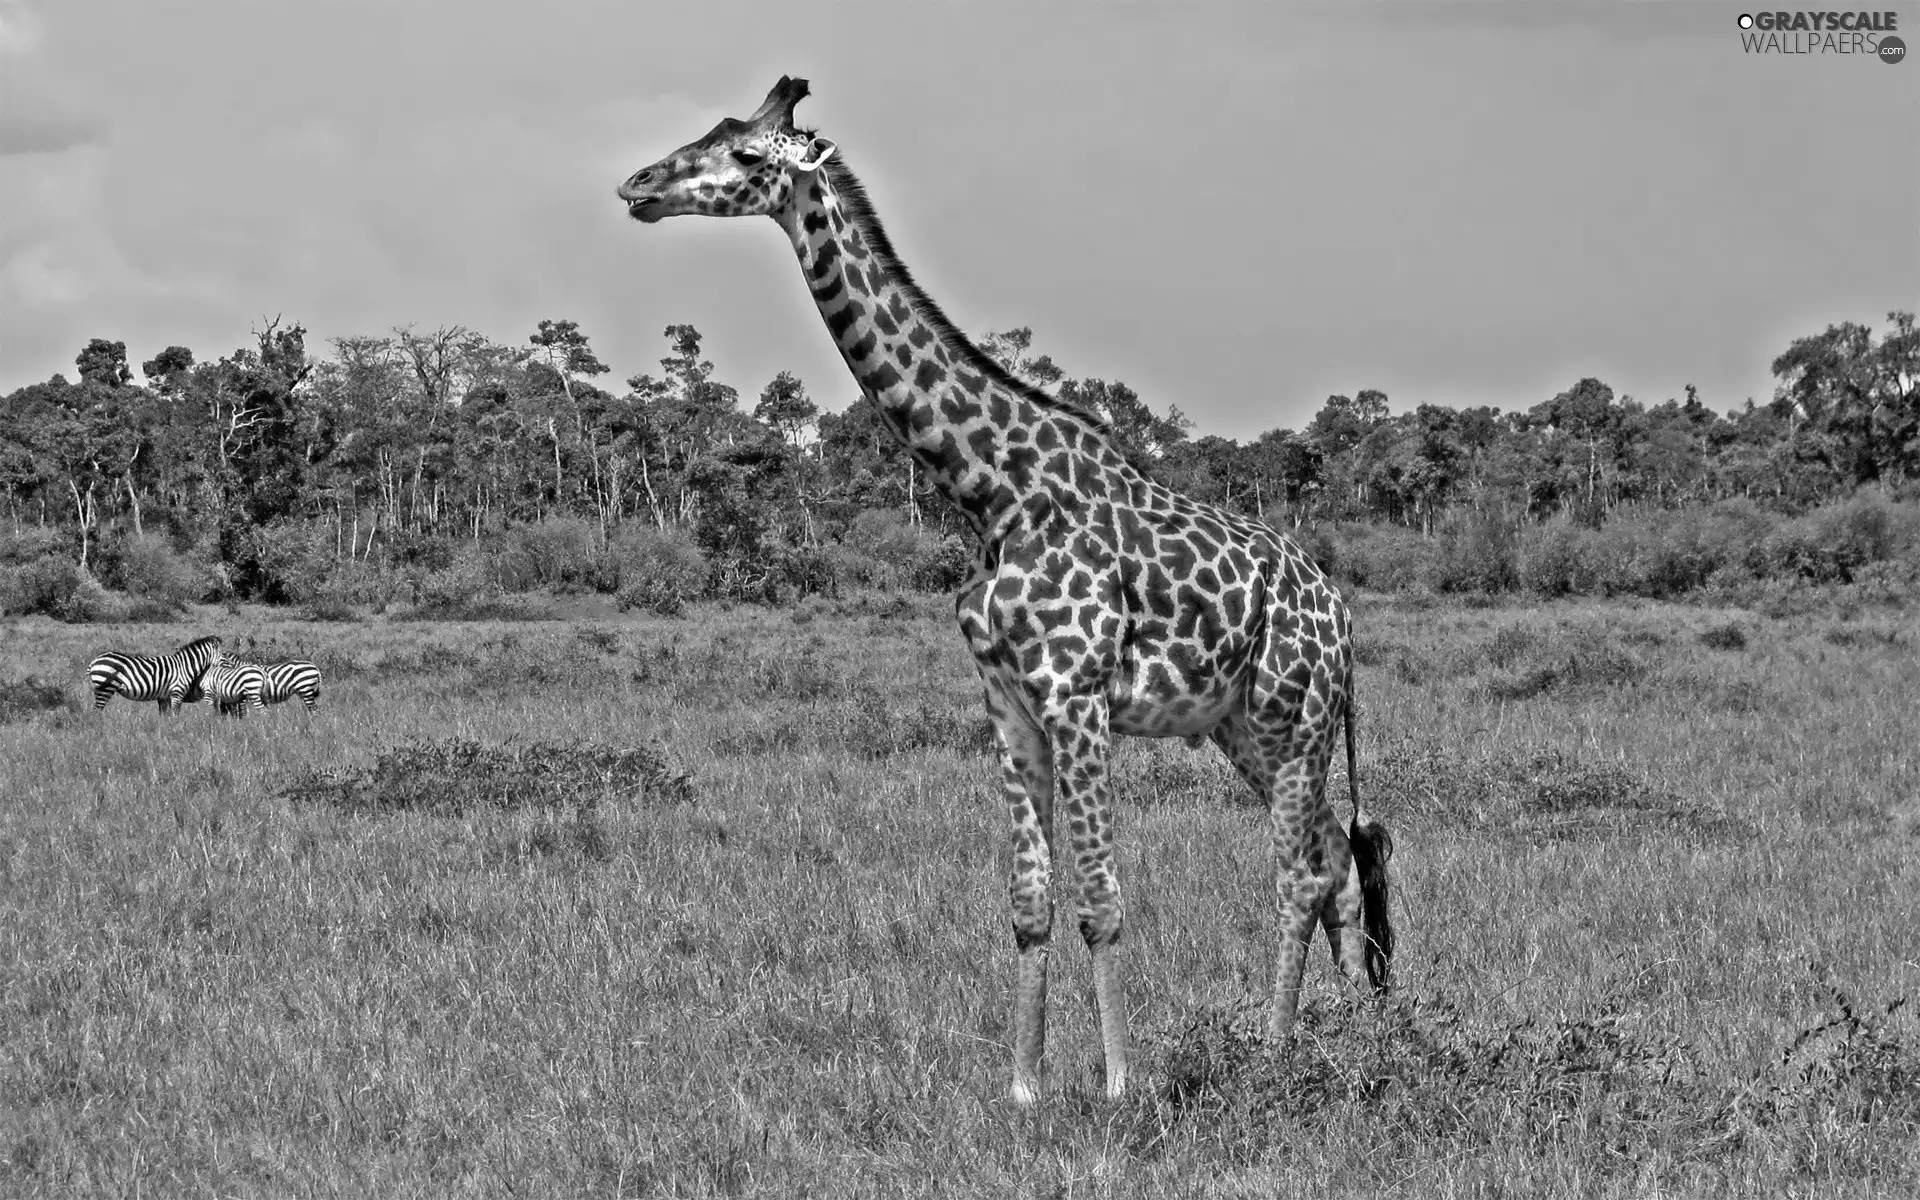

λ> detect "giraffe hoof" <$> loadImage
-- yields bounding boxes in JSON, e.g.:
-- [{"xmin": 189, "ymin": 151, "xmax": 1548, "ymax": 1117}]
[{"xmin": 1009, "ymin": 1078, "xmax": 1040, "ymax": 1108}]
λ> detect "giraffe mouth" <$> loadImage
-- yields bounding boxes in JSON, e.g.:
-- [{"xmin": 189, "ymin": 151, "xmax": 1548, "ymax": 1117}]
[{"xmin": 626, "ymin": 197, "xmax": 664, "ymax": 222}]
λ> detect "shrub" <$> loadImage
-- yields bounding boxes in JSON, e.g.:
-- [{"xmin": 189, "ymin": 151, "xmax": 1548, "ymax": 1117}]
[
  {"xmin": 0, "ymin": 526, "xmax": 67, "ymax": 567},
  {"xmin": 1331, "ymin": 524, "xmax": 1438, "ymax": 593},
  {"xmin": 836, "ymin": 511, "xmax": 969, "ymax": 595},
  {"xmin": 493, "ymin": 517, "xmax": 607, "ymax": 593},
  {"xmin": 1290, "ymin": 523, "xmax": 1338, "ymax": 577},
  {"xmin": 822, "ymin": 541, "xmax": 898, "ymax": 590},
  {"xmin": 765, "ymin": 542, "xmax": 841, "ymax": 602},
  {"xmin": 613, "ymin": 528, "xmax": 710, "ymax": 617},
  {"xmin": 411, "ymin": 547, "xmax": 503, "ymax": 616},
  {"xmin": 312, "ymin": 558, "xmax": 403, "ymax": 612},
  {"xmin": 908, "ymin": 533, "xmax": 971, "ymax": 593},
  {"xmin": 240, "ymin": 520, "xmax": 334, "ymax": 603},
  {"xmin": 845, "ymin": 509, "xmax": 924, "ymax": 567},
  {"xmin": 1516, "ymin": 519, "xmax": 1594, "ymax": 598},
  {"xmin": 103, "ymin": 536, "xmax": 206, "ymax": 611},
  {"xmin": 1433, "ymin": 509, "xmax": 1518, "ymax": 594},
  {"xmin": 0, "ymin": 558, "xmax": 123, "ymax": 622}
]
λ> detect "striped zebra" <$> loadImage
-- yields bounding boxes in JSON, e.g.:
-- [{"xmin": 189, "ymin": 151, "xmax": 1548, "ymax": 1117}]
[
  {"xmin": 257, "ymin": 660, "xmax": 322, "ymax": 713},
  {"xmin": 197, "ymin": 654, "xmax": 267, "ymax": 718},
  {"xmin": 88, "ymin": 635, "xmax": 223, "ymax": 714}
]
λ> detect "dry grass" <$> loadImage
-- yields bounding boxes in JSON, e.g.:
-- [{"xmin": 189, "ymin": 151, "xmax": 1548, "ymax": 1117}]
[{"xmin": 1, "ymin": 588, "xmax": 1917, "ymax": 1197}]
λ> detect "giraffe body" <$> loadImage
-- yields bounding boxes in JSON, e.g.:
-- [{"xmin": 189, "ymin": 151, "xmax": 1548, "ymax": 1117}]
[{"xmin": 617, "ymin": 77, "xmax": 1394, "ymax": 1105}]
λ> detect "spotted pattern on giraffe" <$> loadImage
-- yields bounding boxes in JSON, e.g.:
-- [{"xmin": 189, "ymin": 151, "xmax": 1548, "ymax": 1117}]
[{"xmin": 616, "ymin": 75, "xmax": 1394, "ymax": 1110}]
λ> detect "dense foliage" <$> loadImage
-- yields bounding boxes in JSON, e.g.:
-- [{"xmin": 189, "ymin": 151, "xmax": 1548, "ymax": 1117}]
[{"xmin": 2, "ymin": 311, "xmax": 1915, "ymax": 618}]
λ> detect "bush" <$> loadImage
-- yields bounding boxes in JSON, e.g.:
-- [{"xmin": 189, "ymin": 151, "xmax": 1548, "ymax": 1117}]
[
  {"xmin": 411, "ymin": 547, "xmax": 503, "ymax": 616},
  {"xmin": 833, "ymin": 511, "xmax": 970, "ymax": 595},
  {"xmin": 493, "ymin": 517, "xmax": 610, "ymax": 594},
  {"xmin": 1290, "ymin": 523, "xmax": 1338, "ymax": 577},
  {"xmin": 1758, "ymin": 493, "xmax": 1899, "ymax": 584},
  {"xmin": 845, "ymin": 509, "xmax": 925, "ymax": 568},
  {"xmin": 765, "ymin": 542, "xmax": 841, "ymax": 602},
  {"xmin": 1516, "ymin": 519, "xmax": 1595, "ymax": 598},
  {"xmin": 1433, "ymin": 509, "xmax": 1518, "ymax": 594},
  {"xmin": 612, "ymin": 528, "xmax": 710, "ymax": 617},
  {"xmin": 312, "ymin": 558, "xmax": 403, "ymax": 612},
  {"xmin": 908, "ymin": 533, "xmax": 971, "ymax": 593},
  {"xmin": 0, "ymin": 526, "xmax": 66, "ymax": 567},
  {"xmin": 241, "ymin": 520, "xmax": 334, "ymax": 603},
  {"xmin": 101, "ymin": 536, "xmax": 207, "ymax": 612},
  {"xmin": 1331, "ymin": 524, "xmax": 1438, "ymax": 593},
  {"xmin": 822, "ymin": 541, "xmax": 897, "ymax": 590},
  {"xmin": 0, "ymin": 558, "xmax": 123, "ymax": 623}
]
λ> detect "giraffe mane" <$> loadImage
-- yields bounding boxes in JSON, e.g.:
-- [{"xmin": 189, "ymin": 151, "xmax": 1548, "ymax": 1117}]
[{"xmin": 820, "ymin": 156, "xmax": 1117, "ymax": 440}]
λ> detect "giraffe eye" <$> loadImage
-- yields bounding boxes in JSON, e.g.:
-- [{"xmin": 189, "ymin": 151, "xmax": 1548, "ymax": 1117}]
[{"xmin": 732, "ymin": 148, "xmax": 766, "ymax": 166}]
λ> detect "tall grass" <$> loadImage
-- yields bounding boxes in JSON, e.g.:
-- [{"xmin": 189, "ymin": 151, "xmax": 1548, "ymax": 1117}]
[{"xmin": 1, "ymin": 591, "xmax": 1916, "ymax": 1196}]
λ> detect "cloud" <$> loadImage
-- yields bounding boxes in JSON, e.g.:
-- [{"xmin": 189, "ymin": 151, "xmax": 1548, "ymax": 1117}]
[
  {"xmin": 0, "ymin": 102, "xmax": 106, "ymax": 157},
  {"xmin": 0, "ymin": 0, "xmax": 41, "ymax": 53},
  {"xmin": 0, "ymin": 0, "xmax": 105, "ymax": 156}
]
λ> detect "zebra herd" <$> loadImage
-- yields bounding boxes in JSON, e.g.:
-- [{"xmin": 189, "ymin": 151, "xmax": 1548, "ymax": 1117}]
[{"xmin": 87, "ymin": 635, "xmax": 321, "ymax": 719}]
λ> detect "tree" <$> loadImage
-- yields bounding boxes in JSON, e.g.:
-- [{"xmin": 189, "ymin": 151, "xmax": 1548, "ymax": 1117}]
[
  {"xmin": 75, "ymin": 339, "xmax": 132, "ymax": 388},
  {"xmin": 1058, "ymin": 377, "xmax": 1190, "ymax": 478},
  {"xmin": 979, "ymin": 327, "xmax": 1065, "ymax": 387},
  {"xmin": 528, "ymin": 319, "xmax": 614, "ymax": 534},
  {"xmin": 1309, "ymin": 390, "xmax": 1390, "ymax": 458},
  {"xmin": 140, "ymin": 345, "xmax": 196, "ymax": 391},
  {"xmin": 1768, "ymin": 322, "xmax": 1880, "ymax": 484},
  {"xmin": 754, "ymin": 371, "xmax": 818, "ymax": 447}
]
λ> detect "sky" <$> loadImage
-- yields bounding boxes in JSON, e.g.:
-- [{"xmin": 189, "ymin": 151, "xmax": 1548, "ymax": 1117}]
[{"xmin": 0, "ymin": 0, "xmax": 1913, "ymax": 441}]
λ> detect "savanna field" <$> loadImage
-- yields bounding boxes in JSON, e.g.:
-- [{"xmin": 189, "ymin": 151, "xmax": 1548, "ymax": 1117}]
[{"xmin": 2, "ymin": 588, "xmax": 1918, "ymax": 1198}]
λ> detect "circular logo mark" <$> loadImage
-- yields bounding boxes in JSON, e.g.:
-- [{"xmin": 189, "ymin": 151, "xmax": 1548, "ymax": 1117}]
[
  {"xmin": 1880, "ymin": 35, "xmax": 1907, "ymax": 64},
  {"xmin": 1737, "ymin": 13, "xmax": 1754, "ymax": 29}
]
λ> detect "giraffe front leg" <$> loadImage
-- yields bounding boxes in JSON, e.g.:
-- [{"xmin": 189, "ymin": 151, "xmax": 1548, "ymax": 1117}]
[
  {"xmin": 1047, "ymin": 694, "xmax": 1129, "ymax": 1100},
  {"xmin": 993, "ymin": 706, "xmax": 1055, "ymax": 1107}
]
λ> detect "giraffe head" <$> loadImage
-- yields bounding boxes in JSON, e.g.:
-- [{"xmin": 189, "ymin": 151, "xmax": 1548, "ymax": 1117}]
[{"xmin": 617, "ymin": 76, "xmax": 837, "ymax": 223}]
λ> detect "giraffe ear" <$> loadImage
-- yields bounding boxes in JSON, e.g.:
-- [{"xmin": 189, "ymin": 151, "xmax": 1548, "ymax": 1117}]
[{"xmin": 794, "ymin": 137, "xmax": 837, "ymax": 173}]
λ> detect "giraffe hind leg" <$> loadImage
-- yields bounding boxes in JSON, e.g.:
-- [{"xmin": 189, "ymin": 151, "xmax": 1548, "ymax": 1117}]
[
  {"xmin": 1212, "ymin": 716, "xmax": 1350, "ymax": 1041},
  {"xmin": 1315, "ymin": 822, "xmax": 1378, "ymax": 996}
]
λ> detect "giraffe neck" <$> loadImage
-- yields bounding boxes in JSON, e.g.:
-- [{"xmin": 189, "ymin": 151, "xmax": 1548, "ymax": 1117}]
[{"xmin": 775, "ymin": 160, "xmax": 1103, "ymax": 537}]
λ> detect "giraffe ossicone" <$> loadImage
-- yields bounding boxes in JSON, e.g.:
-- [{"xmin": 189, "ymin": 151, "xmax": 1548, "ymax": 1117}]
[{"xmin": 617, "ymin": 76, "xmax": 1395, "ymax": 1106}]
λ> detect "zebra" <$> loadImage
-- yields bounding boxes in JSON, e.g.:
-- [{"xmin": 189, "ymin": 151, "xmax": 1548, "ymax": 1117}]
[
  {"xmin": 88, "ymin": 635, "xmax": 223, "ymax": 714},
  {"xmin": 196, "ymin": 654, "xmax": 267, "ymax": 718},
  {"xmin": 256, "ymin": 660, "xmax": 323, "ymax": 713}
]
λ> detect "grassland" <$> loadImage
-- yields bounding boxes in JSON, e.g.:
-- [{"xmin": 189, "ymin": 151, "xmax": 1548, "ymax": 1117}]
[{"xmin": 2, "ymin": 588, "xmax": 1917, "ymax": 1198}]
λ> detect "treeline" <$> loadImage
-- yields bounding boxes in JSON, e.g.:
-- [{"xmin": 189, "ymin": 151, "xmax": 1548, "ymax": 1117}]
[{"xmin": 0, "ymin": 310, "xmax": 1916, "ymax": 620}]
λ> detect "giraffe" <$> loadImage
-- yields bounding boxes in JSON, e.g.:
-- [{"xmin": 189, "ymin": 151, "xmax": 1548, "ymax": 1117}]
[{"xmin": 616, "ymin": 77, "xmax": 1394, "ymax": 1106}]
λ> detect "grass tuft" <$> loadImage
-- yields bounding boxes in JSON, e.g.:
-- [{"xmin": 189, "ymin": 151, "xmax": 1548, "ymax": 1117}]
[
  {"xmin": 0, "ymin": 676, "xmax": 77, "ymax": 724},
  {"xmin": 277, "ymin": 738, "xmax": 694, "ymax": 816}
]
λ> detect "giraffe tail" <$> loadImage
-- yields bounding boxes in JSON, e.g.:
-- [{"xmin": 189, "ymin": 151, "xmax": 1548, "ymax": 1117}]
[{"xmin": 1344, "ymin": 690, "xmax": 1395, "ymax": 992}]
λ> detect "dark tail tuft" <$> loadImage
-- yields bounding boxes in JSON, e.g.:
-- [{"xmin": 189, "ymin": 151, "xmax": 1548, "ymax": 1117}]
[
  {"xmin": 1349, "ymin": 815, "xmax": 1394, "ymax": 991},
  {"xmin": 1343, "ymin": 688, "xmax": 1394, "ymax": 992}
]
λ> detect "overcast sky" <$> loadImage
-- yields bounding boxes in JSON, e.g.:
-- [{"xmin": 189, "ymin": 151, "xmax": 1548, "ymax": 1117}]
[{"xmin": 1, "ymin": 0, "xmax": 1913, "ymax": 439}]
